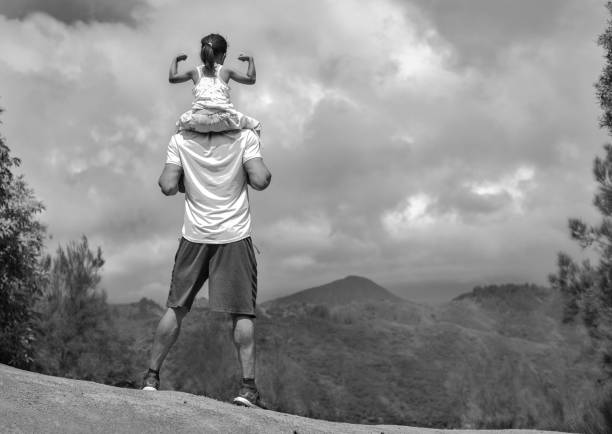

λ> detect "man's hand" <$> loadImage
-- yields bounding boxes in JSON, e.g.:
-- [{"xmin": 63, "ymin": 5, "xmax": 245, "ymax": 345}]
[
  {"xmin": 238, "ymin": 54, "xmax": 252, "ymax": 62},
  {"xmin": 176, "ymin": 54, "xmax": 188, "ymax": 62}
]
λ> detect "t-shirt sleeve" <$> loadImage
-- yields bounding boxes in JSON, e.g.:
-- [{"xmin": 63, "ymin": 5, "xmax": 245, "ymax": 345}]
[
  {"xmin": 242, "ymin": 131, "xmax": 263, "ymax": 164},
  {"xmin": 166, "ymin": 134, "xmax": 182, "ymax": 167}
]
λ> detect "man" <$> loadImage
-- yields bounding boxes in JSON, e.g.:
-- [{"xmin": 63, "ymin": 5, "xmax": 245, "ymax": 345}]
[{"xmin": 142, "ymin": 128, "xmax": 271, "ymax": 409}]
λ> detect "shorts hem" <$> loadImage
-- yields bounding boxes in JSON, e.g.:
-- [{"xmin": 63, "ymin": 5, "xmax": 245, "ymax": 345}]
[
  {"xmin": 165, "ymin": 302, "xmax": 193, "ymax": 312},
  {"xmin": 210, "ymin": 307, "xmax": 256, "ymax": 318},
  {"xmin": 181, "ymin": 233, "xmax": 251, "ymax": 245}
]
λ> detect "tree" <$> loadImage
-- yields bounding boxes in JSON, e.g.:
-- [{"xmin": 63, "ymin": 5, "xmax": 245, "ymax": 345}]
[
  {"xmin": 0, "ymin": 109, "xmax": 46, "ymax": 368},
  {"xmin": 549, "ymin": 3, "xmax": 612, "ymax": 429},
  {"xmin": 550, "ymin": 2, "xmax": 612, "ymax": 337},
  {"xmin": 35, "ymin": 236, "xmax": 135, "ymax": 384}
]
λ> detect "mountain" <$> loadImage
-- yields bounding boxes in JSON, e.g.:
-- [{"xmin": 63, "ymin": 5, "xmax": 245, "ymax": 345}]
[
  {"xmin": 446, "ymin": 283, "xmax": 565, "ymax": 342},
  {"xmin": 111, "ymin": 297, "xmax": 164, "ymax": 320},
  {"xmin": 109, "ymin": 280, "xmax": 603, "ymax": 431},
  {"xmin": 264, "ymin": 275, "xmax": 402, "ymax": 307}
]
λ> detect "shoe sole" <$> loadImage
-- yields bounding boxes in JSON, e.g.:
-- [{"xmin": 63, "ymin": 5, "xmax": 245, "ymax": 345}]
[
  {"xmin": 232, "ymin": 396, "xmax": 261, "ymax": 409},
  {"xmin": 142, "ymin": 386, "xmax": 157, "ymax": 391}
]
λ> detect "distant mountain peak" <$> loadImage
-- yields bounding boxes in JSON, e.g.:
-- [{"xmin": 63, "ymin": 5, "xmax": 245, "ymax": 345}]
[
  {"xmin": 268, "ymin": 275, "xmax": 402, "ymax": 307},
  {"xmin": 343, "ymin": 275, "xmax": 372, "ymax": 283}
]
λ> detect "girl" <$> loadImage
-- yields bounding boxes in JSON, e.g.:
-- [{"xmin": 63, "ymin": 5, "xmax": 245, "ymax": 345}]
[{"xmin": 169, "ymin": 33, "xmax": 261, "ymax": 134}]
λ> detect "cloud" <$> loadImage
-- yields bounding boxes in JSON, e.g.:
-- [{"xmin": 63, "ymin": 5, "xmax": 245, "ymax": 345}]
[
  {"xmin": 405, "ymin": 0, "xmax": 584, "ymax": 69},
  {"xmin": 467, "ymin": 166, "xmax": 535, "ymax": 213},
  {"xmin": 0, "ymin": 0, "xmax": 608, "ymax": 303},
  {"xmin": 382, "ymin": 193, "xmax": 440, "ymax": 233},
  {"xmin": 0, "ymin": 0, "xmax": 149, "ymax": 25}
]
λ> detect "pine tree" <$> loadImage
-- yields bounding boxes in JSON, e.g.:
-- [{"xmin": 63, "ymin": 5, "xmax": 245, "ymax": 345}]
[
  {"xmin": 549, "ymin": 4, "xmax": 612, "ymax": 429},
  {"xmin": 549, "ymin": 2, "xmax": 612, "ymax": 343},
  {"xmin": 0, "ymin": 108, "xmax": 46, "ymax": 368},
  {"xmin": 35, "ymin": 236, "xmax": 135, "ymax": 384}
]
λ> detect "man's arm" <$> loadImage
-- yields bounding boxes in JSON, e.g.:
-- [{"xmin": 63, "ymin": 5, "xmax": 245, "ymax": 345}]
[
  {"xmin": 244, "ymin": 157, "xmax": 271, "ymax": 191},
  {"xmin": 158, "ymin": 163, "xmax": 183, "ymax": 195}
]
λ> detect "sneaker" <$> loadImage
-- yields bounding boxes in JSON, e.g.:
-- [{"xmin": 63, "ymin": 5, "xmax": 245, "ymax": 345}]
[
  {"xmin": 232, "ymin": 386, "xmax": 266, "ymax": 409},
  {"xmin": 142, "ymin": 371, "xmax": 159, "ymax": 391}
]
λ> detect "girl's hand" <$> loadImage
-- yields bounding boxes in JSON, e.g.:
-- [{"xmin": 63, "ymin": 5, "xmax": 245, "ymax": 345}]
[
  {"xmin": 176, "ymin": 54, "xmax": 188, "ymax": 62},
  {"xmin": 238, "ymin": 54, "xmax": 252, "ymax": 62}
]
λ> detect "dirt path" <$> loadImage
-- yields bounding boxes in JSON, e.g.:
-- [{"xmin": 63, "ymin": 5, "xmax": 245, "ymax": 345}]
[{"xmin": 0, "ymin": 364, "xmax": 573, "ymax": 434}]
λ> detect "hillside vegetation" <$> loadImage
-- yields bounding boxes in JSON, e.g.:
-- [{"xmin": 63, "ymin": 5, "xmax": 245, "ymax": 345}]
[{"xmin": 111, "ymin": 277, "xmax": 601, "ymax": 431}]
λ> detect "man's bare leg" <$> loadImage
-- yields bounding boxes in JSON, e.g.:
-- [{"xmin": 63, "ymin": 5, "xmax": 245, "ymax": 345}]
[
  {"xmin": 232, "ymin": 314, "xmax": 264, "ymax": 407},
  {"xmin": 232, "ymin": 315, "xmax": 255, "ymax": 379},
  {"xmin": 148, "ymin": 307, "xmax": 188, "ymax": 371}
]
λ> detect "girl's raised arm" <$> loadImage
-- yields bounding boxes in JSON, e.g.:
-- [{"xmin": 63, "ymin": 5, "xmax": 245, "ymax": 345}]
[
  {"xmin": 226, "ymin": 54, "xmax": 256, "ymax": 85},
  {"xmin": 169, "ymin": 54, "xmax": 197, "ymax": 84}
]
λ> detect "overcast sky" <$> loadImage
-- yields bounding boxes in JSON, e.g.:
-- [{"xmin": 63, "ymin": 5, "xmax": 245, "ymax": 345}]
[{"xmin": 0, "ymin": 0, "xmax": 608, "ymax": 304}]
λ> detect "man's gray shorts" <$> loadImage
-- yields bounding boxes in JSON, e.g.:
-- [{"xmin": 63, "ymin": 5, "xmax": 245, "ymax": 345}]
[{"xmin": 166, "ymin": 237, "xmax": 257, "ymax": 317}]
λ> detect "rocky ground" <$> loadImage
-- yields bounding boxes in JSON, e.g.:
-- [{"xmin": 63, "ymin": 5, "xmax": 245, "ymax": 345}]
[{"xmin": 0, "ymin": 364, "xmax": 574, "ymax": 434}]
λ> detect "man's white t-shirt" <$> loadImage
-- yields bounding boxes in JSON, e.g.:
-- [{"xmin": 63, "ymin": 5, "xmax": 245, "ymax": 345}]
[{"xmin": 165, "ymin": 129, "xmax": 262, "ymax": 244}]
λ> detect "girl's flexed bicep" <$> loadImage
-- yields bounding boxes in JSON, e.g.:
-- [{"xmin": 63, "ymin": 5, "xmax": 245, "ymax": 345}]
[
  {"xmin": 226, "ymin": 54, "xmax": 256, "ymax": 85},
  {"xmin": 169, "ymin": 54, "xmax": 198, "ymax": 84}
]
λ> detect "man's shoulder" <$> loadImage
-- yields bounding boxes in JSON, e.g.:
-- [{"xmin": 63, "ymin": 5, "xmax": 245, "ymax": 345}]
[
  {"xmin": 218, "ymin": 129, "xmax": 258, "ymax": 143},
  {"xmin": 170, "ymin": 129, "xmax": 259, "ymax": 147},
  {"xmin": 174, "ymin": 130, "xmax": 258, "ymax": 146}
]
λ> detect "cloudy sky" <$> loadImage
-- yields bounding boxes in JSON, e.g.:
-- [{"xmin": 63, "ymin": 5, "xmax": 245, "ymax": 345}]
[{"xmin": 0, "ymin": 0, "xmax": 608, "ymax": 304}]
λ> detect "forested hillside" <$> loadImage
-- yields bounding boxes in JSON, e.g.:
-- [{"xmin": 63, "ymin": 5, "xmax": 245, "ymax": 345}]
[{"xmin": 111, "ymin": 279, "xmax": 600, "ymax": 431}]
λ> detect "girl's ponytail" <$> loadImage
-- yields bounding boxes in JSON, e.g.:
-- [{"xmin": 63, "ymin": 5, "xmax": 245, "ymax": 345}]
[
  {"xmin": 201, "ymin": 40, "xmax": 215, "ymax": 74},
  {"xmin": 200, "ymin": 34, "xmax": 228, "ymax": 75}
]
